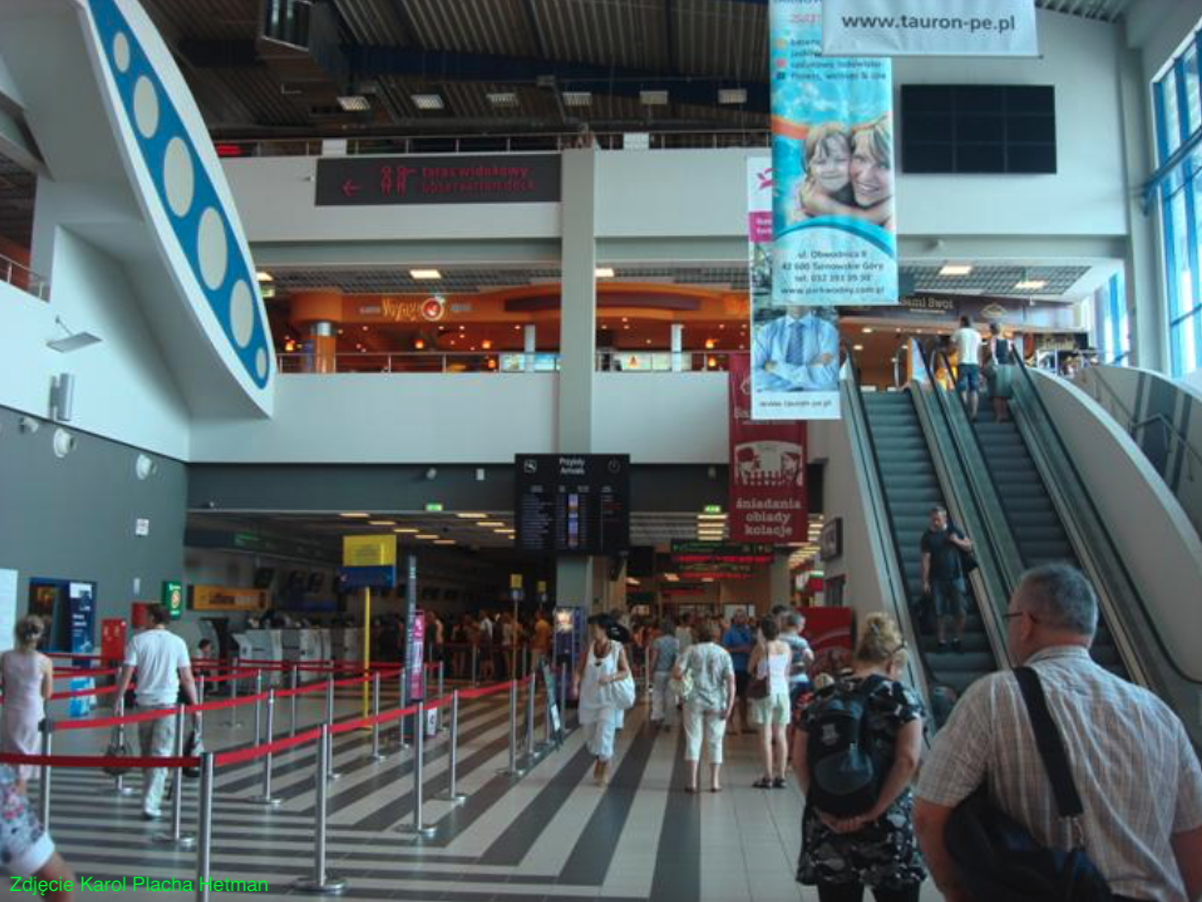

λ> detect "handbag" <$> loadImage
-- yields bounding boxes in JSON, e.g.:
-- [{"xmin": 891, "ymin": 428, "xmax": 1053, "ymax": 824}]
[
  {"xmin": 669, "ymin": 667, "xmax": 694, "ymax": 702},
  {"xmin": 747, "ymin": 668, "xmax": 769, "ymax": 701},
  {"xmin": 602, "ymin": 643, "xmax": 637, "ymax": 711},
  {"xmin": 102, "ymin": 725, "xmax": 132, "ymax": 778},
  {"xmin": 946, "ymin": 667, "xmax": 1114, "ymax": 901}
]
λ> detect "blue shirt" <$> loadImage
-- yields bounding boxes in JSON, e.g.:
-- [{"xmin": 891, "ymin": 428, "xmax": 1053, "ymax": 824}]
[
  {"xmin": 751, "ymin": 313, "xmax": 840, "ymax": 393},
  {"xmin": 721, "ymin": 625, "xmax": 754, "ymax": 674}
]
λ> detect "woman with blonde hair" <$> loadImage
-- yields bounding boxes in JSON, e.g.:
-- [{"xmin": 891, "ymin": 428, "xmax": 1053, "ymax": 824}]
[
  {"xmin": 793, "ymin": 121, "xmax": 891, "ymax": 226},
  {"xmin": 0, "ymin": 617, "xmax": 54, "ymax": 790},
  {"xmin": 794, "ymin": 613, "xmax": 926, "ymax": 902}
]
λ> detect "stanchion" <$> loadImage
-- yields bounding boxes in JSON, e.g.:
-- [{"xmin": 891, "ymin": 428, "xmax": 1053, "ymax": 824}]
[
  {"xmin": 253, "ymin": 669, "xmax": 264, "ymax": 747},
  {"xmin": 559, "ymin": 663, "xmax": 569, "ymax": 731},
  {"xmin": 470, "ymin": 645, "xmax": 478, "ymax": 687},
  {"xmin": 198, "ymin": 674, "xmax": 206, "ymax": 705},
  {"xmin": 392, "ymin": 666, "xmax": 408, "ymax": 752},
  {"xmin": 38, "ymin": 718, "xmax": 52, "ymax": 829},
  {"xmin": 250, "ymin": 690, "xmax": 282, "ymax": 807},
  {"xmin": 293, "ymin": 725, "xmax": 347, "ymax": 895},
  {"xmin": 523, "ymin": 674, "xmax": 537, "ymax": 762},
  {"xmin": 194, "ymin": 752, "xmax": 214, "ymax": 902},
  {"xmin": 435, "ymin": 661, "xmax": 446, "ymax": 734},
  {"xmin": 289, "ymin": 665, "xmax": 299, "ymax": 737},
  {"xmin": 498, "ymin": 682, "xmax": 520, "ymax": 776},
  {"xmin": 396, "ymin": 702, "xmax": 435, "ymax": 839},
  {"xmin": 368, "ymin": 672, "xmax": 385, "ymax": 761},
  {"xmin": 420, "ymin": 668, "xmax": 429, "ymax": 739},
  {"xmin": 435, "ymin": 690, "xmax": 466, "ymax": 805},
  {"xmin": 324, "ymin": 678, "xmax": 341, "ymax": 781},
  {"xmin": 113, "ymin": 720, "xmax": 136, "ymax": 797},
  {"xmin": 228, "ymin": 671, "xmax": 241, "ymax": 728},
  {"xmin": 153, "ymin": 706, "xmax": 196, "ymax": 849}
]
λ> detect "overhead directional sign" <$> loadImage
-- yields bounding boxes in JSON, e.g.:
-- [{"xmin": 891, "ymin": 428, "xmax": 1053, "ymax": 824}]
[{"xmin": 316, "ymin": 155, "xmax": 562, "ymax": 206}]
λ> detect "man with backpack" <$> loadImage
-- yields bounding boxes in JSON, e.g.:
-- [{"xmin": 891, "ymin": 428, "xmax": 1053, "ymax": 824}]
[
  {"xmin": 920, "ymin": 505, "xmax": 973, "ymax": 653},
  {"xmin": 914, "ymin": 565, "xmax": 1202, "ymax": 902}
]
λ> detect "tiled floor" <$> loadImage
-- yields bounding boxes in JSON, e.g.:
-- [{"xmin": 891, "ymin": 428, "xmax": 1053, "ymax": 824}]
[{"xmin": 43, "ymin": 686, "xmax": 946, "ymax": 901}]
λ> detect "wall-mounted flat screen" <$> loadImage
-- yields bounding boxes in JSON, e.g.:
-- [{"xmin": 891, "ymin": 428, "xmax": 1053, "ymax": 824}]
[{"xmin": 252, "ymin": 568, "xmax": 275, "ymax": 589}]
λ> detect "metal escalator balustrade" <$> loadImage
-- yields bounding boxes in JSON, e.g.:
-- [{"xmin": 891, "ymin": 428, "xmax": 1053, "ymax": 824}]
[{"xmin": 860, "ymin": 391, "xmax": 997, "ymax": 698}]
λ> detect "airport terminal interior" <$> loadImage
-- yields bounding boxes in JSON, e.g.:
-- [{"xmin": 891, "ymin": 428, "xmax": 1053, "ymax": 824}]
[{"xmin": 1, "ymin": 0, "xmax": 1202, "ymax": 900}]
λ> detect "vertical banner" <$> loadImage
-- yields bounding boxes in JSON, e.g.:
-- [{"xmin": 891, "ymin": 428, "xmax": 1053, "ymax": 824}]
[
  {"xmin": 770, "ymin": 0, "xmax": 898, "ymax": 307},
  {"xmin": 730, "ymin": 355, "xmax": 809, "ymax": 543},
  {"xmin": 749, "ymin": 158, "xmax": 842, "ymax": 420}
]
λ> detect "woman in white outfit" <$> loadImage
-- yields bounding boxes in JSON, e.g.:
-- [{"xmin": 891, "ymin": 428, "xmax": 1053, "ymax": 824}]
[
  {"xmin": 573, "ymin": 615, "xmax": 631, "ymax": 787},
  {"xmin": 673, "ymin": 620, "xmax": 735, "ymax": 794},
  {"xmin": 0, "ymin": 617, "xmax": 53, "ymax": 792},
  {"xmin": 747, "ymin": 616, "xmax": 792, "ymax": 789}
]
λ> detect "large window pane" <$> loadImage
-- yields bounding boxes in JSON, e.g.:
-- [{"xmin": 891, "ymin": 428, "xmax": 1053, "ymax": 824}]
[{"xmin": 1162, "ymin": 69, "xmax": 1183, "ymax": 158}]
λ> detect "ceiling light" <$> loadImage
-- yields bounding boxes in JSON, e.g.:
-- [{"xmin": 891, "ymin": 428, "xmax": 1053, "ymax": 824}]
[
  {"xmin": 939, "ymin": 264, "xmax": 973, "ymax": 277},
  {"xmin": 626, "ymin": 577, "xmax": 640, "ymax": 586},
  {"xmin": 718, "ymin": 87, "xmax": 747, "ymax": 105},
  {"xmin": 1015, "ymin": 280, "xmax": 1048, "ymax": 290},
  {"xmin": 862, "ymin": 327, "xmax": 874, "ymax": 334},
  {"xmin": 640, "ymin": 89, "xmax": 669, "ymax": 106},
  {"xmin": 478, "ymin": 521, "xmax": 506, "ymax": 527},
  {"xmin": 256, "ymin": 271, "xmax": 274, "ymax": 283},
  {"xmin": 562, "ymin": 91, "xmax": 592, "ymax": 107},
  {"xmin": 487, "ymin": 91, "xmax": 519, "ymax": 108},
  {"xmin": 411, "ymin": 94, "xmax": 444, "ymax": 111},
  {"xmin": 454, "ymin": 512, "xmax": 486, "ymax": 520},
  {"xmin": 410, "ymin": 269, "xmax": 442, "ymax": 280},
  {"xmin": 595, "ymin": 267, "xmax": 615, "ymax": 279},
  {"xmin": 663, "ymin": 573, "xmax": 680, "ymax": 582},
  {"xmin": 339, "ymin": 512, "xmax": 370, "ymax": 518},
  {"xmin": 336, "ymin": 95, "xmax": 371, "ymax": 112},
  {"xmin": 433, "ymin": 539, "xmax": 456, "ymax": 545},
  {"xmin": 698, "ymin": 513, "xmax": 727, "ymax": 520},
  {"xmin": 415, "ymin": 533, "xmax": 438, "ymax": 540},
  {"xmin": 46, "ymin": 317, "xmax": 101, "ymax": 354},
  {"xmin": 368, "ymin": 520, "xmax": 396, "ymax": 526},
  {"xmin": 853, "ymin": 344, "xmax": 865, "ymax": 351},
  {"xmin": 394, "ymin": 528, "xmax": 418, "ymax": 534}
]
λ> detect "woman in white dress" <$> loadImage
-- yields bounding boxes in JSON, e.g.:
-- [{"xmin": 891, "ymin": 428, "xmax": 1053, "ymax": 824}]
[
  {"xmin": 573, "ymin": 615, "xmax": 631, "ymax": 787},
  {"xmin": 0, "ymin": 617, "xmax": 53, "ymax": 791}
]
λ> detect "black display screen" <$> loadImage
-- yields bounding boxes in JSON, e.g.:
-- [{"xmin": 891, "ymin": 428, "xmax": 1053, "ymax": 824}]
[{"xmin": 515, "ymin": 455, "xmax": 630, "ymax": 555}]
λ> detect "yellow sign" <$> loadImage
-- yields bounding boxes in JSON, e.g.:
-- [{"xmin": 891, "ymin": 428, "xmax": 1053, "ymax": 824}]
[
  {"xmin": 510, "ymin": 573, "xmax": 523, "ymax": 590},
  {"xmin": 191, "ymin": 585, "xmax": 268, "ymax": 611},
  {"xmin": 343, "ymin": 534, "xmax": 397, "ymax": 567},
  {"xmin": 536, "ymin": 580, "xmax": 547, "ymax": 594}
]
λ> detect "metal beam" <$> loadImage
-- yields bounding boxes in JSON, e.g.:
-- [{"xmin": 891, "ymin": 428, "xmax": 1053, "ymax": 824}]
[
  {"xmin": 665, "ymin": 0, "xmax": 676, "ymax": 76},
  {"xmin": 522, "ymin": 0, "xmax": 549, "ymax": 61}
]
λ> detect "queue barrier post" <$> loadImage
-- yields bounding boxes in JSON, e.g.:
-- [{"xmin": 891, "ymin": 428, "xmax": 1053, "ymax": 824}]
[
  {"xmin": 396, "ymin": 701, "xmax": 435, "ymax": 839},
  {"xmin": 470, "ymin": 645, "xmax": 478, "ymax": 687},
  {"xmin": 153, "ymin": 705, "xmax": 196, "ymax": 849},
  {"xmin": 289, "ymin": 665, "xmax": 299, "ymax": 737},
  {"xmin": 435, "ymin": 690, "xmax": 466, "ymax": 804},
  {"xmin": 38, "ymin": 717, "xmax": 53, "ymax": 829},
  {"xmin": 436, "ymin": 661, "xmax": 446, "ymax": 734},
  {"xmin": 253, "ymin": 669, "xmax": 264, "ymax": 747},
  {"xmin": 228, "ymin": 669, "xmax": 240, "ymax": 728},
  {"xmin": 250, "ymin": 689, "xmax": 282, "ymax": 808},
  {"xmin": 113, "ymin": 719, "xmax": 136, "ymax": 797},
  {"xmin": 559, "ymin": 663, "xmax": 569, "ymax": 732},
  {"xmin": 524, "ymin": 674, "xmax": 537, "ymax": 762},
  {"xmin": 292, "ymin": 724, "xmax": 347, "ymax": 895},
  {"xmin": 368, "ymin": 672, "xmax": 384, "ymax": 761},
  {"xmin": 498, "ymin": 681, "xmax": 520, "ymax": 777},
  {"xmin": 194, "ymin": 752, "xmax": 215, "ymax": 902},
  {"xmin": 324, "ymin": 678, "xmax": 341, "ymax": 781}
]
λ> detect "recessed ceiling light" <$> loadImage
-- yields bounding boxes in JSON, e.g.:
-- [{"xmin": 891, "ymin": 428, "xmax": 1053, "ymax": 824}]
[
  {"xmin": 595, "ymin": 267, "xmax": 615, "ymax": 279},
  {"xmin": 433, "ymin": 539, "xmax": 456, "ymax": 545},
  {"xmin": 410, "ymin": 269, "xmax": 442, "ymax": 280},
  {"xmin": 940, "ymin": 264, "xmax": 973, "ymax": 277},
  {"xmin": 411, "ymin": 93, "xmax": 444, "ymax": 111},
  {"xmin": 394, "ymin": 528, "xmax": 418, "ymax": 534},
  {"xmin": 718, "ymin": 87, "xmax": 747, "ymax": 105},
  {"xmin": 862, "ymin": 327, "xmax": 874, "ymax": 334},
  {"xmin": 1015, "ymin": 279, "xmax": 1048, "ymax": 290},
  {"xmin": 486, "ymin": 91, "xmax": 519, "ymax": 108},
  {"xmin": 336, "ymin": 95, "xmax": 371, "ymax": 112},
  {"xmin": 640, "ymin": 89, "xmax": 669, "ymax": 105},
  {"xmin": 415, "ymin": 533, "xmax": 438, "ymax": 540},
  {"xmin": 339, "ymin": 512, "xmax": 369, "ymax": 518},
  {"xmin": 256, "ymin": 271, "xmax": 273, "ymax": 283},
  {"xmin": 478, "ymin": 521, "xmax": 506, "ymax": 527},
  {"xmin": 853, "ymin": 344, "xmax": 865, "ymax": 351},
  {"xmin": 455, "ymin": 513, "xmax": 486, "ymax": 519},
  {"xmin": 698, "ymin": 513, "xmax": 727, "ymax": 520},
  {"xmin": 562, "ymin": 91, "xmax": 592, "ymax": 107},
  {"xmin": 368, "ymin": 520, "xmax": 396, "ymax": 526}
]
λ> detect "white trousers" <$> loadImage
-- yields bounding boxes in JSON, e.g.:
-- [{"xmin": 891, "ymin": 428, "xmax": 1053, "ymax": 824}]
[
  {"xmin": 650, "ymin": 672, "xmax": 678, "ymax": 725},
  {"xmin": 137, "ymin": 709, "xmax": 177, "ymax": 815},
  {"xmin": 581, "ymin": 717, "xmax": 617, "ymax": 762},
  {"xmin": 683, "ymin": 705, "xmax": 727, "ymax": 765}
]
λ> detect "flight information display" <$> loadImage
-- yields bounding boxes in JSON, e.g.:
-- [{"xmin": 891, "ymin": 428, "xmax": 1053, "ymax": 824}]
[{"xmin": 515, "ymin": 455, "xmax": 630, "ymax": 555}]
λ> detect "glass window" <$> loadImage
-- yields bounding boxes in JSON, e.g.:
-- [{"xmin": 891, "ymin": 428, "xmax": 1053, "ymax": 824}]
[{"xmin": 1162, "ymin": 68, "xmax": 1182, "ymax": 157}]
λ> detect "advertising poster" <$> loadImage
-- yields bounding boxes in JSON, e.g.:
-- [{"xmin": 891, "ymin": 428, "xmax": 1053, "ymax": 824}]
[
  {"xmin": 748, "ymin": 158, "xmax": 841, "ymax": 420},
  {"xmin": 822, "ymin": 0, "xmax": 1039, "ymax": 58},
  {"xmin": 803, "ymin": 607, "xmax": 854, "ymax": 679},
  {"xmin": 68, "ymin": 582, "xmax": 96, "ymax": 717},
  {"xmin": 770, "ymin": 0, "xmax": 898, "ymax": 307},
  {"xmin": 729, "ymin": 355, "xmax": 809, "ymax": 543},
  {"xmin": 408, "ymin": 613, "xmax": 425, "ymax": 701}
]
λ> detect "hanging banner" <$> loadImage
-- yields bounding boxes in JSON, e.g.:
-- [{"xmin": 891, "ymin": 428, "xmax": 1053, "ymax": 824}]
[
  {"xmin": 730, "ymin": 355, "xmax": 809, "ymax": 543},
  {"xmin": 822, "ymin": 0, "xmax": 1039, "ymax": 58},
  {"xmin": 770, "ymin": 0, "xmax": 898, "ymax": 307}
]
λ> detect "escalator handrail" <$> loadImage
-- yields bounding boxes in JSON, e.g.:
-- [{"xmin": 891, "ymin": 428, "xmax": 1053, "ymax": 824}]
[
  {"xmin": 841, "ymin": 342, "xmax": 941, "ymax": 706},
  {"xmin": 1011, "ymin": 354, "xmax": 1202, "ymax": 688}
]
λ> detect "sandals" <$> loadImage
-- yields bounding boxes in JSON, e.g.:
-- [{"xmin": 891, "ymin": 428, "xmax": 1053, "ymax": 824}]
[
  {"xmin": 753, "ymin": 777, "xmax": 773, "ymax": 789},
  {"xmin": 772, "ymin": 777, "xmax": 787, "ymax": 789},
  {"xmin": 684, "ymin": 785, "xmax": 699, "ymax": 794}
]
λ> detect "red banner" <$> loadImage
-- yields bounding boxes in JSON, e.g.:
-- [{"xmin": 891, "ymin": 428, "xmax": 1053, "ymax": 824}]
[
  {"xmin": 729, "ymin": 354, "xmax": 808, "ymax": 543},
  {"xmin": 802, "ymin": 607, "xmax": 854, "ymax": 679}
]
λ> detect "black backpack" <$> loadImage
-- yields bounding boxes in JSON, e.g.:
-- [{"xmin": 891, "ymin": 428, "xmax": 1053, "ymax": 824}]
[{"xmin": 806, "ymin": 675, "xmax": 886, "ymax": 817}]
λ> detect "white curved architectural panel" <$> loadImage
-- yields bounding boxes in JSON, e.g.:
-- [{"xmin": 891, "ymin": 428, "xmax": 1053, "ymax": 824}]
[{"xmin": 76, "ymin": 0, "xmax": 273, "ymax": 395}]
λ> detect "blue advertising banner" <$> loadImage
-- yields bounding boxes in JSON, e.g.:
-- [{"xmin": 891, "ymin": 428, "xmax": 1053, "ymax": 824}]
[
  {"xmin": 67, "ymin": 582, "xmax": 96, "ymax": 717},
  {"xmin": 770, "ymin": 0, "xmax": 898, "ymax": 307}
]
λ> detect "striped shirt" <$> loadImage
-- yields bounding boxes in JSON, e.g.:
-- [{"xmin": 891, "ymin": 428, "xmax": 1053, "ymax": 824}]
[{"xmin": 917, "ymin": 646, "xmax": 1202, "ymax": 902}]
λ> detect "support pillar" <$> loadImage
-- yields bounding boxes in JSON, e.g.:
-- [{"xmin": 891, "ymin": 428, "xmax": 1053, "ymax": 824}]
[{"xmin": 671, "ymin": 323, "xmax": 685, "ymax": 372}]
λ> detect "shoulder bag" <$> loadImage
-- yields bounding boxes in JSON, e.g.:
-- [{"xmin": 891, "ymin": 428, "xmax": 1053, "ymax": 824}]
[
  {"xmin": 945, "ymin": 667, "xmax": 1114, "ymax": 902},
  {"xmin": 604, "ymin": 643, "xmax": 637, "ymax": 711},
  {"xmin": 669, "ymin": 647, "xmax": 695, "ymax": 702}
]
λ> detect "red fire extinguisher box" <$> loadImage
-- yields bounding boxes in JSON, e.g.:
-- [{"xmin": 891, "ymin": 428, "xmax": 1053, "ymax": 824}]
[{"xmin": 101, "ymin": 618, "xmax": 127, "ymax": 666}]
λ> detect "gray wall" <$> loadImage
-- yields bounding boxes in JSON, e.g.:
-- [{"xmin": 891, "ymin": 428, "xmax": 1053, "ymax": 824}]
[{"xmin": 0, "ymin": 406, "xmax": 187, "ymax": 626}]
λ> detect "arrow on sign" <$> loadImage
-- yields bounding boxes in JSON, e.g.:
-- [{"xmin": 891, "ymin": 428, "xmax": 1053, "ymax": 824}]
[{"xmin": 342, "ymin": 179, "xmax": 361, "ymax": 197}]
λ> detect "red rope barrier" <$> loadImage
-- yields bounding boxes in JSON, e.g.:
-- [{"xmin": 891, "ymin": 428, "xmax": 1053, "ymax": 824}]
[
  {"xmin": 458, "ymin": 680, "xmax": 516, "ymax": 701},
  {"xmin": 0, "ymin": 752, "xmax": 197, "ymax": 769},
  {"xmin": 51, "ymin": 685, "xmax": 119, "ymax": 701},
  {"xmin": 56, "ymin": 706, "xmax": 177, "ymax": 732},
  {"xmin": 53, "ymin": 667, "xmax": 118, "ymax": 679},
  {"xmin": 329, "ymin": 704, "xmax": 417, "ymax": 735},
  {"xmin": 186, "ymin": 692, "xmax": 266, "ymax": 715},
  {"xmin": 213, "ymin": 728, "xmax": 322, "ymax": 768},
  {"xmin": 332, "ymin": 675, "xmax": 370, "ymax": 689}
]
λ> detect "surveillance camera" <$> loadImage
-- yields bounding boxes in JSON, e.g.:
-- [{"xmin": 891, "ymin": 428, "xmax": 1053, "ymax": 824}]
[{"xmin": 205, "ymin": 500, "xmax": 217, "ymax": 509}]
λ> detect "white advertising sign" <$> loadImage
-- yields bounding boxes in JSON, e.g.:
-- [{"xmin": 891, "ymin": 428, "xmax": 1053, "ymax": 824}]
[{"xmin": 822, "ymin": 0, "xmax": 1039, "ymax": 58}]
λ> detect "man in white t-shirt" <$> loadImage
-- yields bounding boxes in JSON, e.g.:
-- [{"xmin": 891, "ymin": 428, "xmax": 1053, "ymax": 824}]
[
  {"xmin": 952, "ymin": 315, "xmax": 984, "ymax": 421},
  {"xmin": 113, "ymin": 605, "xmax": 198, "ymax": 820}
]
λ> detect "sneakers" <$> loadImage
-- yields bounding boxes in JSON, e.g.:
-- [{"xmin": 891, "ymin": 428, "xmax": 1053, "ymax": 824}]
[{"xmin": 142, "ymin": 809, "xmax": 162, "ymax": 821}]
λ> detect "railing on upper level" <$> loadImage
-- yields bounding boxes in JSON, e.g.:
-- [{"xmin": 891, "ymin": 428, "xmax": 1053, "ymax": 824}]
[
  {"xmin": 219, "ymin": 129, "xmax": 770, "ymax": 160},
  {"xmin": 1, "ymin": 253, "xmax": 49, "ymax": 302},
  {"xmin": 275, "ymin": 349, "xmax": 738, "ymax": 374}
]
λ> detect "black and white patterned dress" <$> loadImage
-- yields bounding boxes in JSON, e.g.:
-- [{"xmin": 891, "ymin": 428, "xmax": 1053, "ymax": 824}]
[{"xmin": 796, "ymin": 676, "xmax": 927, "ymax": 891}]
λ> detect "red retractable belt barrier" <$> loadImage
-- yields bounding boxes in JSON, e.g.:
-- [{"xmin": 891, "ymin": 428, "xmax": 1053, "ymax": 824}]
[
  {"xmin": 213, "ymin": 728, "xmax": 322, "ymax": 768},
  {"xmin": 0, "ymin": 752, "xmax": 198, "ymax": 769},
  {"xmin": 458, "ymin": 680, "xmax": 517, "ymax": 701}
]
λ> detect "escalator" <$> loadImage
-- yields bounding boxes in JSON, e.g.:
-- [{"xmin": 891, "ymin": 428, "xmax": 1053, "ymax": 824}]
[{"xmin": 861, "ymin": 391, "xmax": 998, "ymax": 697}]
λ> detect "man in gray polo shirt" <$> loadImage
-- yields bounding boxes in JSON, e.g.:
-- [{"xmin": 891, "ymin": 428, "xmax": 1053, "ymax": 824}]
[
  {"xmin": 914, "ymin": 565, "xmax": 1202, "ymax": 902},
  {"xmin": 113, "ymin": 605, "xmax": 199, "ymax": 821}
]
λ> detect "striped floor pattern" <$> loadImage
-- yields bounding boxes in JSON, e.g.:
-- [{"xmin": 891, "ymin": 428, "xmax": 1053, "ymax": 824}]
[{"xmin": 42, "ymin": 690, "xmax": 944, "ymax": 902}]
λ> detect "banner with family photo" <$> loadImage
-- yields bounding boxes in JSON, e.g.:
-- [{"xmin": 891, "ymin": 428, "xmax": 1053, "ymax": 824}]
[
  {"xmin": 770, "ymin": 0, "xmax": 898, "ymax": 307},
  {"xmin": 748, "ymin": 158, "xmax": 842, "ymax": 421}
]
